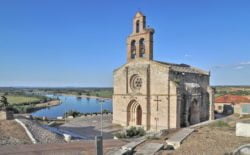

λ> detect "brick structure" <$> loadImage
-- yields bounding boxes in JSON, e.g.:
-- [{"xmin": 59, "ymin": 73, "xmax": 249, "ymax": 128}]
[{"xmin": 113, "ymin": 12, "xmax": 214, "ymax": 131}]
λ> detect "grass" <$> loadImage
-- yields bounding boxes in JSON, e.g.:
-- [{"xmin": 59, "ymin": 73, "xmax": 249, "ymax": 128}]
[
  {"xmin": 68, "ymin": 89, "xmax": 113, "ymax": 98},
  {"xmin": 88, "ymin": 90, "xmax": 113, "ymax": 98},
  {"xmin": 6, "ymin": 95, "xmax": 42, "ymax": 105},
  {"xmin": 0, "ymin": 93, "xmax": 52, "ymax": 113},
  {"xmin": 210, "ymin": 120, "xmax": 230, "ymax": 128}
]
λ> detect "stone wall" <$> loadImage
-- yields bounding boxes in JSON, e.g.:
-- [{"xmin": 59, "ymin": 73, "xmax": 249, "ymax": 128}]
[
  {"xmin": 113, "ymin": 60, "xmax": 211, "ymax": 131},
  {"xmin": 169, "ymin": 70, "xmax": 210, "ymax": 127},
  {"xmin": 0, "ymin": 111, "xmax": 13, "ymax": 120},
  {"xmin": 113, "ymin": 60, "xmax": 171, "ymax": 131}
]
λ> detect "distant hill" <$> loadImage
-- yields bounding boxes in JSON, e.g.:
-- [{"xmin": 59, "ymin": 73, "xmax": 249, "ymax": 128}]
[{"xmin": 213, "ymin": 86, "xmax": 250, "ymax": 97}]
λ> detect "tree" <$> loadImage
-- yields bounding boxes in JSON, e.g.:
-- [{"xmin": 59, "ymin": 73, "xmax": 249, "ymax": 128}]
[
  {"xmin": 0, "ymin": 96, "xmax": 9, "ymax": 111},
  {"xmin": 86, "ymin": 92, "xmax": 90, "ymax": 96}
]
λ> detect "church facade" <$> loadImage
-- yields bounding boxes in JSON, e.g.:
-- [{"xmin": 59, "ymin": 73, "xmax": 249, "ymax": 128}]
[{"xmin": 113, "ymin": 12, "xmax": 214, "ymax": 131}]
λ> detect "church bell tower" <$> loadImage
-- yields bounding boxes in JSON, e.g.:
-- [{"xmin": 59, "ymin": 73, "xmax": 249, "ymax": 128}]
[{"xmin": 127, "ymin": 12, "xmax": 155, "ymax": 62}]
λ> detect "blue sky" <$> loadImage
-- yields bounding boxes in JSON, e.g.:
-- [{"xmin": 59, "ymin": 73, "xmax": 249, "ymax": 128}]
[{"xmin": 0, "ymin": 0, "xmax": 249, "ymax": 87}]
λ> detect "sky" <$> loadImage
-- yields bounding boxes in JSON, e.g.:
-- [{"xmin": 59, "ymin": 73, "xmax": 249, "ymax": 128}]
[{"xmin": 0, "ymin": 0, "xmax": 250, "ymax": 87}]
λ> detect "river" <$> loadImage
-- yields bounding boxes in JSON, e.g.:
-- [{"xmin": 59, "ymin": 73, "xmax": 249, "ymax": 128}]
[{"xmin": 31, "ymin": 94, "xmax": 112, "ymax": 118}]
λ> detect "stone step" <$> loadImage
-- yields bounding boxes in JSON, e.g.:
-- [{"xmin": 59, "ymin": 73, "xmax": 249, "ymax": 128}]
[
  {"xmin": 135, "ymin": 143, "xmax": 163, "ymax": 155},
  {"xmin": 106, "ymin": 148, "xmax": 129, "ymax": 155},
  {"xmin": 121, "ymin": 137, "xmax": 146, "ymax": 151},
  {"xmin": 166, "ymin": 128, "xmax": 194, "ymax": 149},
  {"xmin": 106, "ymin": 137, "xmax": 146, "ymax": 155}
]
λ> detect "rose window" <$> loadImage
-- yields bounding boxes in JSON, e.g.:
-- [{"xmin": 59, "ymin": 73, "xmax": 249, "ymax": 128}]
[{"xmin": 130, "ymin": 75, "xmax": 142, "ymax": 91}]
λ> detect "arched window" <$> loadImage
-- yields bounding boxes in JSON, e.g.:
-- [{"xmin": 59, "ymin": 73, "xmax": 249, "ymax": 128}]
[
  {"xmin": 131, "ymin": 40, "xmax": 136, "ymax": 59},
  {"xmin": 136, "ymin": 20, "xmax": 140, "ymax": 33},
  {"xmin": 139, "ymin": 38, "xmax": 145, "ymax": 57}
]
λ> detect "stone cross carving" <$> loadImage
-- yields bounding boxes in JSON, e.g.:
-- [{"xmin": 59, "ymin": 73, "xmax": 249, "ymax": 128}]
[{"xmin": 154, "ymin": 96, "xmax": 161, "ymax": 111}]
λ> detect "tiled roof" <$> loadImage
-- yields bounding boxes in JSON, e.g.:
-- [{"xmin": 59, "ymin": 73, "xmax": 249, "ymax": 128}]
[
  {"xmin": 155, "ymin": 61, "xmax": 209, "ymax": 75},
  {"xmin": 215, "ymin": 95, "xmax": 250, "ymax": 104}
]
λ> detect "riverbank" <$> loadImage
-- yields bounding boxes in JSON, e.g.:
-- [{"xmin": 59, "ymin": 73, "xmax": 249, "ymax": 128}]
[
  {"xmin": 34, "ymin": 100, "xmax": 61, "ymax": 109},
  {"xmin": 28, "ymin": 99, "xmax": 61, "ymax": 113},
  {"xmin": 59, "ymin": 93, "xmax": 112, "ymax": 100},
  {"xmin": 9, "ymin": 100, "xmax": 61, "ymax": 114},
  {"xmin": 78, "ymin": 94, "xmax": 111, "ymax": 100}
]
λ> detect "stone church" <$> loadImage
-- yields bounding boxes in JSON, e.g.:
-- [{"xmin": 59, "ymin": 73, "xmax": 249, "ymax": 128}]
[{"xmin": 113, "ymin": 12, "xmax": 214, "ymax": 131}]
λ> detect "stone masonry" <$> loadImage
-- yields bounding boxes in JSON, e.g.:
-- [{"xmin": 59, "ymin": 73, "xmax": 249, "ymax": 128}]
[{"xmin": 112, "ymin": 12, "xmax": 214, "ymax": 131}]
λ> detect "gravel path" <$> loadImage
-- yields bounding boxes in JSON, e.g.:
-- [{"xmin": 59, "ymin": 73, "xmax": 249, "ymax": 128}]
[
  {"xmin": 18, "ymin": 118, "xmax": 65, "ymax": 144},
  {"xmin": 0, "ymin": 136, "xmax": 26, "ymax": 146}
]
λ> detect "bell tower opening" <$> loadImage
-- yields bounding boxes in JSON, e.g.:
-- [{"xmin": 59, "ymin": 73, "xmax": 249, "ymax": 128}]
[
  {"xmin": 139, "ymin": 38, "xmax": 145, "ymax": 57},
  {"xmin": 136, "ymin": 20, "xmax": 140, "ymax": 33},
  {"xmin": 127, "ymin": 12, "xmax": 155, "ymax": 62},
  {"xmin": 131, "ymin": 40, "xmax": 136, "ymax": 59}
]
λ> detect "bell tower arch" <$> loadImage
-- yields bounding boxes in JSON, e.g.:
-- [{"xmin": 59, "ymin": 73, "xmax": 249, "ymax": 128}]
[{"xmin": 127, "ymin": 12, "xmax": 155, "ymax": 62}]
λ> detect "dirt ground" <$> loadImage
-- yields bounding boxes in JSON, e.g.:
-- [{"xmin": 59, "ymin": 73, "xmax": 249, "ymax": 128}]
[
  {"xmin": 0, "ymin": 139, "xmax": 127, "ymax": 155},
  {"xmin": 158, "ymin": 115, "xmax": 250, "ymax": 155},
  {"xmin": 0, "ymin": 120, "xmax": 31, "ymax": 145}
]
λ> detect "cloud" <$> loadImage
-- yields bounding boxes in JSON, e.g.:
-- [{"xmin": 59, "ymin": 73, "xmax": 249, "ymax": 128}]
[
  {"xmin": 184, "ymin": 54, "xmax": 191, "ymax": 57},
  {"xmin": 234, "ymin": 66, "xmax": 244, "ymax": 70},
  {"xmin": 212, "ymin": 61, "xmax": 250, "ymax": 70},
  {"xmin": 240, "ymin": 61, "xmax": 250, "ymax": 65}
]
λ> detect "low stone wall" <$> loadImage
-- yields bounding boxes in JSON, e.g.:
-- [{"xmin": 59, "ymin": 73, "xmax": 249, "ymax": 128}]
[
  {"xmin": 236, "ymin": 121, "xmax": 250, "ymax": 137},
  {"xmin": 0, "ymin": 111, "xmax": 14, "ymax": 120},
  {"xmin": 33, "ymin": 112, "xmax": 113, "ymax": 121}
]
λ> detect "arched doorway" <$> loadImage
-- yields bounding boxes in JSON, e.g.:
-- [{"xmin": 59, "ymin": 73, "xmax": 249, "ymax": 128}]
[
  {"xmin": 127, "ymin": 100, "xmax": 142, "ymax": 126},
  {"xmin": 136, "ymin": 105, "xmax": 142, "ymax": 125},
  {"xmin": 188, "ymin": 99, "xmax": 200, "ymax": 125}
]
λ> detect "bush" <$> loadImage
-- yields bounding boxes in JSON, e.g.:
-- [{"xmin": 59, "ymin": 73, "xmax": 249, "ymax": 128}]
[
  {"xmin": 102, "ymin": 109, "xmax": 110, "ymax": 114},
  {"xmin": 64, "ymin": 110, "xmax": 82, "ymax": 117},
  {"xmin": 114, "ymin": 127, "xmax": 145, "ymax": 139},
  {"xmin": 7, "ymin": 105, "xmax": 35, "ymax": 113},
  {"xmin": 137, "ymin": 127, "xmax": 146, "ymax": 136},
  {"xmin": 114, "ymin": 132, "xmax": 127, "ymax": 139},
  {"xmin": 126, "ymin": 126, "xmax": 137, "ymax": 137},
  {"xmin": 211, "ymin": 120, "xmax": 230, "ymax": 128}
]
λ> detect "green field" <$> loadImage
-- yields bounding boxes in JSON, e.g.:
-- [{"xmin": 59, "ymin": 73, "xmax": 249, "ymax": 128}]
[
  {"xmin": 6, "ymin": 95, "xmax": 42, "ymax": 105},
  {"xmin": 214, "ymin": 86, "xmax": 250, "ymax": 97},
  {"xmin": 86, "ymin": 89, "xmax": 113, "ymax": 98}
]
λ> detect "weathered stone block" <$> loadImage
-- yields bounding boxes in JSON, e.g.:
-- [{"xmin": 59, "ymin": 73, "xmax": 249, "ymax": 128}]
[
  {"xmin": 0, "ymin": 111, "xmax": 13, "ymax": 120},
  {"xmin": 166, "ymin": 128, "xmax": 194, "ymax": 149},
  {"xmin": 236, "ymin": 122, "xmax": 250, "ymax": 137}
]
